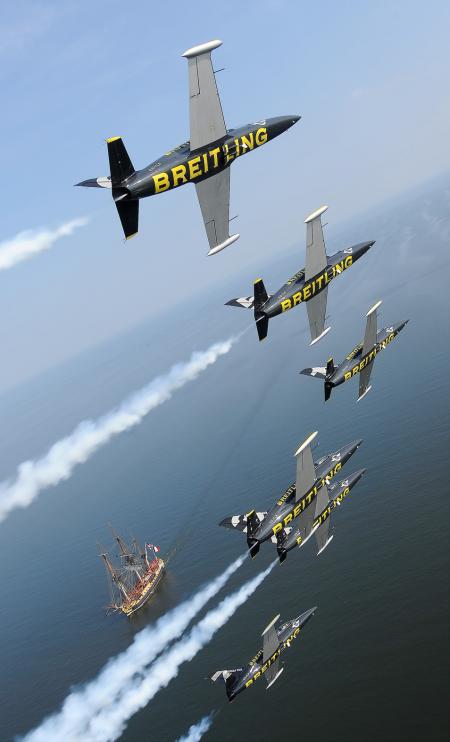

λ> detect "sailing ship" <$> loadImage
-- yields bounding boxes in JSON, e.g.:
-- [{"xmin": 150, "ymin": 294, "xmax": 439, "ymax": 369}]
[{"xmin": 100, "ymin": 528, "xmax": 165, "ymax": 616}]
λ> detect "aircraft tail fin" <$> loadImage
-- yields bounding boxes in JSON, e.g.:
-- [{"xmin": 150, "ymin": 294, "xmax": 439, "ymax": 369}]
[
  {"xmin": 326, "ymin": 357, "xmax": 335, "ymax": 378},
  {"xmin": 114, "ymin": 196, "xmax": 139, "ymax": 240},
  {"xmin": 106, "ymin": 136, "xmax": 135, "ymax": 185},
  {"xmin": 246, "ymin": 510, "xmax": 261, "ymax": 558},
  {"xmin": 253, "ymin": 278, "xmax": 269, "ymax": 342},
  {"xmin": 209, "ymin": 669, "xmax": 242, "ymax": 700}
]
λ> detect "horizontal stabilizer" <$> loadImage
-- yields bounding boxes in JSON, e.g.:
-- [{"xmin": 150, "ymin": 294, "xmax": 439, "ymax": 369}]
[
  {"xmin": 75, "ymin": 176, "xmax": 112, "ymax": 189},
  {"xmin": 300, "ymin": 366, "xmax": 327, "ymax": 380},
  {"xmin": 225, "ymin": 296, "xmax": 254, "ymax": 309},
  {"xmin": 219, "ymin": 512, "xmax": 267, "ymax": 533}
]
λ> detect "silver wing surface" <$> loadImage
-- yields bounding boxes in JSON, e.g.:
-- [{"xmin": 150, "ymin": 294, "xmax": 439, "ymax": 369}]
[
  {"xmin": 304, "ymin": 205, "xmax": 328, "ymax": 280},
  {"xmin": 304, "ymin": 206, "xmax": 330, "ymax": 344},
  {"xmin": 306, "ymin": 287, "xmax": 328, "ymax": 344},
  {"xmin": 195, "ymin": 170, "xmax": 239, "ymax": 255},
  {"xmin": 265, "ymin": 656, "xmax": 283, "ymax": 689},
  {"xmin": 262, "ymin": 614, "xmax": 281, "ymax": 663},
  {"xmin": 293, "ymin": 432, "xmax": 318, "ymax": 540},
  {"xmin": 362, "ymin": 300, "xmax": 381, "ymax": 356},
  {"xmin": 182, "ymin": 40, "xmax": 226, "ymax": 150},
  {"xmin": 358, "ymin": 300, "xmax": 381, "ymax": 401},
  {"xmin": 358, "ymin": 361, "xmax": 374, "ymax": 401},
  {"xmin": 315, "ymin": 518, "xmax": 333, "ymax": 555}
]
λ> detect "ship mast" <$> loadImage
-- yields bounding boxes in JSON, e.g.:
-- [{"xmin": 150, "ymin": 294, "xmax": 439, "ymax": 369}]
[
  {"xmin": 133, "ymin": 537, "xmax": 149, "ymax": 568},
  {"xmin": 111, "ymin": 526, "xmax": 145, "ymax": 582},
  {"xmin": 101, "ymin": 553, "xmax": 130, "ymax": 600}
]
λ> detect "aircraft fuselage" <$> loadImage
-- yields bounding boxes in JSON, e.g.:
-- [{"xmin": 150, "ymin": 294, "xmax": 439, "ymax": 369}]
[
  {"xmin": 328, "ymin": 321, "xmax": 409, "ymax": 388},
  {"xmin": 121, "ymin": 116, "xmax": 298, "ymax": 200},
  {"xmin": 279, "ymin": 469, "xmax": 366, "ymax": 556},
  {"xmin": 261, "ymin": 241, "xmax": 374, "ymax": 320},
  {"xmin": 226, "ymin": 608, "xmax": 316, "ymax": 701},
  {"xmin": 253, "ymin": 439, "xmax": 362, "ymax": 543}
]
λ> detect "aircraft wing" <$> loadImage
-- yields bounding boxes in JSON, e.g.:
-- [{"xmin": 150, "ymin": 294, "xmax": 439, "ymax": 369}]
[
  {"xmin": 314, "ymin": 482, "xmax": 330, "ymax": 519},
  {"xmin": 358, "ymin": 361, "xmax": 374, "ymax": 401},
  {"xmin": 295, "ymin": 432, "xmax": 317, "ymax": 502},
  {"xmin": 306, "ymin": 286, "xmax": 329, "ymax": 344},
  {"xmin": 182, "ymin": 40, "xmax": 227, "ymax": 152},
  {"xmin": 304, "ymin": 206, "xmax": 328, "ymax": 280},
  {"xmin": 292, "ymin": 432, "xmax": 319, "ymax": 540},
  {"xmin": 265, "ymin": 656, "xmax": 283, "ymax": 689},
  {"xmin": 315, "ymin": 518, "xmax": 333, "ymax": 555},
  {"xmin": 358, "ymin": 300, "xmax": 381, "ymax": 401},
  {"xmin": 195, "ymin": 170, "xmax": 239, "ymax": 255},
  {"xmin": 362, "ymin": 300, "xmax": 381, "ymax": 356},
  {"xmin": 262, "ymin": 614, "xmax": 281, "ymax": 663}
]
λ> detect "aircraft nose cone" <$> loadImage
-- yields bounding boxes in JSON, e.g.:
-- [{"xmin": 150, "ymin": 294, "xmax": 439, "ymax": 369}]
[
  {"xmin": 349, "ymin": 438, "xmax": 363, "ymax": 454},
  {"xmin": 347, "ymin": 468, "xmax": 366, "ymax": 486}
]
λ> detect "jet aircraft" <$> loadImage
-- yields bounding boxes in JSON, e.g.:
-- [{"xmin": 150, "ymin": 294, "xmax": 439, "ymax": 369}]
[
  {"xmin": 76, "ymin": 40, "xmax": 299, "ymax": 253},
  {"xmin": 226, "ymin": 205, "xmax": 374, "ymax": 343},
  {"xmin": 220, "ymin": 432, "xmax": 362, "ymax": 557},
  {"xmin": 210, "ymin": 607, "xmax": 316, "ymax": 701},
  {"xmin": 301, "ymin": 300, "xmax": 409, "ymax": 401},
  {"xmin": 275, "ymin": 469, "xmax": 366, "ymax": 563}
]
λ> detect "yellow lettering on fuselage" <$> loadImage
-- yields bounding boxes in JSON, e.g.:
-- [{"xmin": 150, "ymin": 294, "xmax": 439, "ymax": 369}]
[
  {"xmin": 272, "ymin": 462, "xmax": 342, "ymax": 535},
  {"xmin": 343, "ymin": 333, "xmax": 396, "ymax": 382},
  {"xmin": 151, "ymin": 128, "xmax": 268, "ymax": 194},
  {"xmin": 244, "ymin": 627, "xmax": 300, "ymax": 688},
  {"xmin": 280, "ymin": 257, "xmax": 353, "ymax": 313}
]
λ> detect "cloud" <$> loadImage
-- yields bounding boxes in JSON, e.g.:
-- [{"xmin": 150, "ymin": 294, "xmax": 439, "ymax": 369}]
[
  {"xmin": 0, "ymin": 337, "xmax": 238, "ymax": 524},
  {"xmin": 0, "ymin": 217, "xmax": 88, "ymax": 271}
]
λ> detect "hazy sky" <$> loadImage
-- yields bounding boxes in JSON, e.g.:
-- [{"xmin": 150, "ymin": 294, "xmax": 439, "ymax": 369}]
[{"xmin": 1, "ymin": 0, "xmax": 449, "ymax": 392}]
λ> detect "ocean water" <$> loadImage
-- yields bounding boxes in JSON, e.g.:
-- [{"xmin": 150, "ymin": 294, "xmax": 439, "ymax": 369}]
[{"xmin": 0, "ymin": 177, "xmax": 449, "ymax": 742}]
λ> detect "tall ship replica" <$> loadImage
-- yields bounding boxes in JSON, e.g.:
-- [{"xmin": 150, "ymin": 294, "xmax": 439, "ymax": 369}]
[{"xmin": 100, "ymin": 529, "xmax": 165, "ymax": 617}]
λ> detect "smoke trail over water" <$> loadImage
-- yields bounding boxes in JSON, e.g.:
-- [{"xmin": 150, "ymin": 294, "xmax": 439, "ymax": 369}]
[
  {"xmin": 22, "ymin": 555, "xmax": 246, "ymax": 742},
  {"xmin": 0, "ymin": 337, "xmax": 237, "ymax": 523},
  {"xmin": 0, "ymin": 218, "xmax": 88, "ymax": 270},
  {"xmin": 82, "ymin": 561, "xmax": 275, "ymax": 741},
  {"xmin": 177, "ymin": 713, "xmax": 215, "ymax": 742}
]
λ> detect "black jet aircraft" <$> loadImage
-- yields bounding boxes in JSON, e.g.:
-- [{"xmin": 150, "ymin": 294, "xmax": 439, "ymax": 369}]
[
  {"xmin": 76, "ymin": 39, "xmax": 299, "ymax": 253},
  {"xmin": 301, "ymin": 300, "xmax": 409, "ymax": 401},
  {"xmin": 275, "ymin": 469, "xmax": 366, "ymax": 563},
  {"xmin": 226, "ymin": 205, "xmax": 375, "ymax": 344},
  {"xmin": 210, "ymin": 607, "xmax": 316, "ymax": 701},
  {"xmin": 220, "ymin": 432, "xmax": 362, "ymax": 557}
]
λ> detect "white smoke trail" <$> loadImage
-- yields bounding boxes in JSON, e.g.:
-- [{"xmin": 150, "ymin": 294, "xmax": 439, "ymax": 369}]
[
  {"xmin": 84, "ymin": 561, "xmax": 275, "ymax": 741},
  {"xmin": 177, "ymin": 713, "xmax": 215, "ymax": 742},
  {"xmin": 22, "ymin": 556, "xmax": 245, "ymax": 742},
  {"xmin": 0, "ymin": 217, "xmax": 88, "ymax": 270},
  {"xmin": 0, "ymin": 337, "xmax": 237, "ymax": 523}
]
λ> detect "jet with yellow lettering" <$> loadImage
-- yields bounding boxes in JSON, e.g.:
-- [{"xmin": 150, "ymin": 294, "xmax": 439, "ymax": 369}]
[
  {"xmin": 226, "ymin": 205, "xmax": 374, "ymax": 343},
  {"xmin": 219, "ymin": 432, "xmax": 362, "ymax": 557},
  {"xmin": 301, "ymin": 300, "xmax": 409, "ymax": 401},
  {"xmin": 209, "ymin": 607, "xmax": 316, "ymax": 701},
  {"xmin": 274, "ymin": 469, "xmax": 366, "ymax": 563},
  {"xmin": 75, "ymin": 39, "xmax": 299, "ymax": 253}
]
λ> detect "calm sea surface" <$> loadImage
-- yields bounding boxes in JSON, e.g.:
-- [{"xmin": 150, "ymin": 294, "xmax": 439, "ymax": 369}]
[{"xmin": 0, "ymin": 179, "xmax": 449, "ymax": 741}]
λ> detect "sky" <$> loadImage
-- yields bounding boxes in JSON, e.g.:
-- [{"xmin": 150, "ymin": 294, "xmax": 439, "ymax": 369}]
[{"xmin": 1, "ymin": 0, "xmax": 450, "ymax": 392}]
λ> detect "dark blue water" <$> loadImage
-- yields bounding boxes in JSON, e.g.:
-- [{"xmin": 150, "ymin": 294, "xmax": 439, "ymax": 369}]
[{"xmin": 0, "ymin": 176, "xmax": 449, "ymax": 741}]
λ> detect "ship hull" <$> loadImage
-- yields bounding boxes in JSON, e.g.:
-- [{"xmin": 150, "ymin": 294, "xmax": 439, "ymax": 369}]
[{"xmin": 121, "ymin": 558, "xmax": 166, "ymax": 617}]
